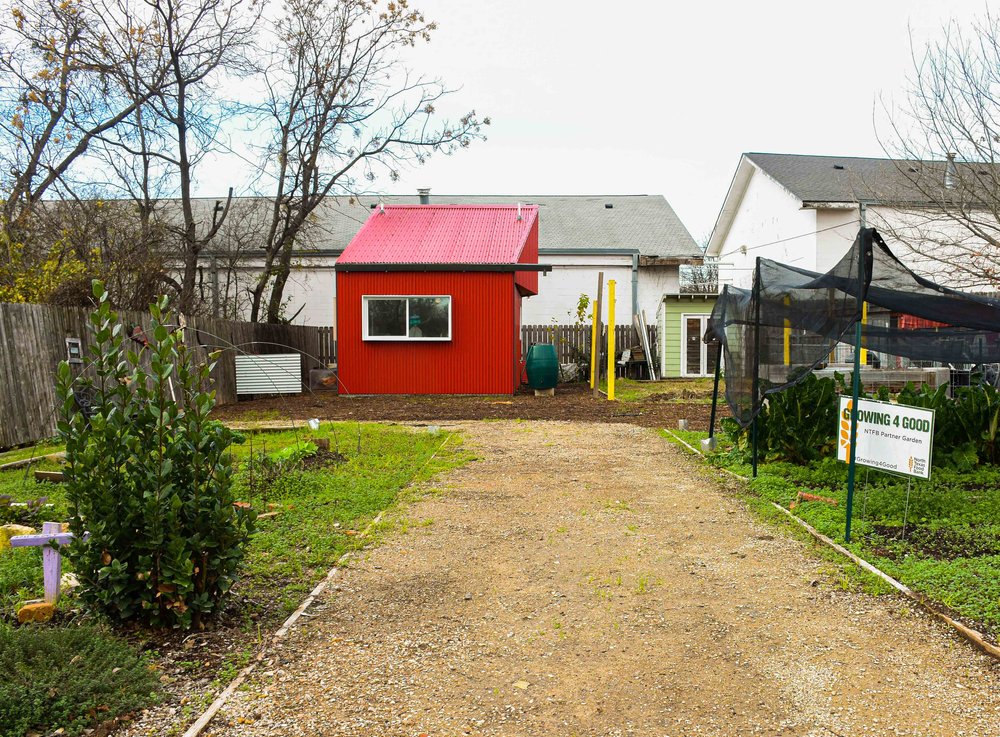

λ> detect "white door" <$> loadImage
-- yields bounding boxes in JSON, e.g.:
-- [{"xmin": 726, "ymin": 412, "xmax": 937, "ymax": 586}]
[{"xmin": 681, "ymin": 314, "xmax": 719, "ymax": 377}]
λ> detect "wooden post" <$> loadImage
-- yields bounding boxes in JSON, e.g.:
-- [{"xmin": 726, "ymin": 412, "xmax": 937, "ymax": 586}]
[
  {"xmin": 607, "ymin": 279, "xmax": 617, "ymax": 401},
  {"xmin": 590, "ymin": 305, "xmax": 598, "ymax": 389},
  {"xmin": 592, "ymin": 272, "xmax": 604, "ymax": 398}
]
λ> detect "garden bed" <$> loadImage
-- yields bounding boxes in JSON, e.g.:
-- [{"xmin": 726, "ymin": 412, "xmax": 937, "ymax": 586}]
[
  {"xmin": 210, "ymin": 378, "xmax": 726, "ymax": 430},
  {"xmin": 0, "ymin": 422, "xmax": 469, "ymax": 737},
  {"xmin": 670, "ymin": 428, "xmax": 1000, "ymax": 645}
]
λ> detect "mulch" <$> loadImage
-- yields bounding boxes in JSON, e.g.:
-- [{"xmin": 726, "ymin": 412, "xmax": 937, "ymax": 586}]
[{"xmin": 210, "ymin": 381, "xmax": 726, "ymax": 432}]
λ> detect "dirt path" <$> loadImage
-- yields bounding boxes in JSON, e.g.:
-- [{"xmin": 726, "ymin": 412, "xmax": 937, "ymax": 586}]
[{"xmin": 209, "ymin": 422, "xmax": 1000, "ymax": 737}]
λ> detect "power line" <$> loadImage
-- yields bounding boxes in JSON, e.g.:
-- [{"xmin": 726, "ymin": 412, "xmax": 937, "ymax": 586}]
[{"xmin": 718, "ymin": 219, "xmax": 861, "ymax": 259}]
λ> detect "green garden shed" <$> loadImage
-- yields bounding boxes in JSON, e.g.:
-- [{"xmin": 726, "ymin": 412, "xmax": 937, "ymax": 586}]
[{"xmin": 657, "ymin": 294, "xmax": 719, "ymax": 378}]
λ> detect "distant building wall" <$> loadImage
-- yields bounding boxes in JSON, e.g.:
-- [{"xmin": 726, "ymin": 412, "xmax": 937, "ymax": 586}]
[{"xmin": 717, "ymin": 169, "xmax": 817, "ymax": 289}]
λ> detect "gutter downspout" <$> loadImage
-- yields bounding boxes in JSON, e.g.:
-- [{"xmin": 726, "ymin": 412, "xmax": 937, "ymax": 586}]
[{"xmin": 631, "ymin": 254, "xmax": 639, "ymax": 318}]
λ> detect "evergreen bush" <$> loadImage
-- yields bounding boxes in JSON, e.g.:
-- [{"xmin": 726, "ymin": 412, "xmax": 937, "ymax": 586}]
[{"xmin": 56, "ymin": 283, "xmax": 254, "ymax": 629}]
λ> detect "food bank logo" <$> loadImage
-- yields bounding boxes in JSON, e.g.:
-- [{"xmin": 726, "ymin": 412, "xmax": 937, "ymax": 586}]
[{"xmin": 840, "ymin": 400, "xmax": 853, "ymax": 454}]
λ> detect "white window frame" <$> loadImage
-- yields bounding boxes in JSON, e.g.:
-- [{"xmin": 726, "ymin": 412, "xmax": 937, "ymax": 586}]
[
  {"xmin": 362, "ymin": 295, "xmax": 452, "ymax": 342},
  {"xmin": 680, "ymin": 313, "xmax": 712, "ymax": 377}
]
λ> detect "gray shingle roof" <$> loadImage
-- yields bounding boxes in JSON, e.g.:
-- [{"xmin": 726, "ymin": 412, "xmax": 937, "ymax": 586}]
[
  {"xmin": 308, "ymin": 194, "xmax": 700, "ymax": 259},
  {"xmin": 745, "ymin": 152, "xmax": 968, "ymax": 205}
]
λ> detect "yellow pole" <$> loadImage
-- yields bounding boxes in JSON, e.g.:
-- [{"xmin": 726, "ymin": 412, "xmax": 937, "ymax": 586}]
[
  {"xmin": 783, "ymin": 295, "xmax": 791, "ymax": 366},
  {"xmin": 607, "ymin": 280, "xmax": 616, "ymax": 401},
  {"xmin": 589, "ymin": 301, "xmax": 598, "ymax": 389},
  {"xmin": 859, "ymin": 301, "xmax": 868, "ymax": 366}
]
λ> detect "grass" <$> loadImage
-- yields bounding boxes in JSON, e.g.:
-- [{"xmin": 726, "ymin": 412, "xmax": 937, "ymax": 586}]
[
  {"xmin": 664, "ymin": 428, "xmax": 1000, "ymax": 636},
  {"xmin": 230, "ymin": 422, "xmax": 471, "ymax": 618},
  {"xmin": 0, "ymin": 441, "xmax": 63, "ymax": 466},
  {"xmin": 0, "ymin": 421, "xmax": 470, "ymax": 737}
]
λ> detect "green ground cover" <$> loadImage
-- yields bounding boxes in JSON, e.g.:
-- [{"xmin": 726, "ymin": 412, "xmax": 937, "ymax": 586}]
[
  {"xmin": 0, "ymin": 421, "xmax": 469, "ymax": 736},
  {"xmin": 667, "ymin": 427, "xmax": 1000, "ymax": 638},
  {"xmin": 598, "ymin": 376, "xmax": 721, "ymax": 403},
  {"xmin": 231, "ymin": 422, "xmax": 470, "ymax": 615}
]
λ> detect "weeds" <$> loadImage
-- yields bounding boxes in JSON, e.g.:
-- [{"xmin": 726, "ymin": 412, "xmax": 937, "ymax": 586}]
[{"xmin": 0, "ymin": 624, "xmax": 159, "ymax": 737}]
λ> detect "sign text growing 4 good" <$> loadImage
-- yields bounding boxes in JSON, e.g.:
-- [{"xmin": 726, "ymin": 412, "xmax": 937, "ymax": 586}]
[{"xmin": 837, "ymin": 396, "xmax": 935, "ymax": 480}]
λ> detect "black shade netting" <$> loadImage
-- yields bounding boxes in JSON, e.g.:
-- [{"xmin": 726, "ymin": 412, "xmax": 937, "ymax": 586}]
[{"xmin": 706, "ymin": 227, "xmax": 1000, "ymax": 427}]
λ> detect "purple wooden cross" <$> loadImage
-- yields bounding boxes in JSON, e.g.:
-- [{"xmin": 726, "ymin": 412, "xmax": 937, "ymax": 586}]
[{"xmin": 10, "ymin": 521, "xmax": 77, "ymax": 603}]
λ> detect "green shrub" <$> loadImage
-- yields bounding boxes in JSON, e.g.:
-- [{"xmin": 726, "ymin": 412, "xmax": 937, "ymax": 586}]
[
  {"xmin": 896, "ymin": 382, "xmax": 1000, "ymax": 468},
  {"xmin": 56, "ymin": 283, "xmax": 254, "ymax": 629},
  {"xmin": 0, "ymin": 624, "xmax": 158, "ymax": 737}
]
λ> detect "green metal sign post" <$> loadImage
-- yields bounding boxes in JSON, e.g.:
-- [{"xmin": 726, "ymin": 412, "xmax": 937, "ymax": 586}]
[{"xmin": 844, "ymin": 320, "xmax": 862, "ymax": 543}]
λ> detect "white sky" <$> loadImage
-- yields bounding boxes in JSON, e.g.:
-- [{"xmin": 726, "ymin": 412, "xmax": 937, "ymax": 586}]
[{"xmin": 202, "ymin": 0, "xmax": 995, "ymax": 244}]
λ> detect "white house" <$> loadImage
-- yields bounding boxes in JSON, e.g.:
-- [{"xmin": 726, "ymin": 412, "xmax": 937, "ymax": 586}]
[
  {"xmin": 707, "ymin": 152, "xmax": 996, "ymax": 291},
  {"xmin": 194, "ymin": 192, "xmax": 703, "ymax": 328},
  {"xmin": 707, "ymin": 151, "xmax": 1000, "ymax": 369}
]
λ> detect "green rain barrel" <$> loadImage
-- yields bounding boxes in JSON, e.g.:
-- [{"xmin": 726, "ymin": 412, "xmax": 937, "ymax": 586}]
[{"xmin": 525, "ymin": 343, "xmax": 559, "ymax": 390}]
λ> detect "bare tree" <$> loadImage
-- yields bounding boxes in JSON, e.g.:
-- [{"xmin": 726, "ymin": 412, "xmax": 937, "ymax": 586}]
[
  {"xmin": 0, "ymin": 0, "xmax": 258, "ymax": 309},
  {"xmin": 679, "ymin": 259, "xmax": 719, "ymax": 294},
  {"xmin": 0, "ymin": 0, "xmax": 170, "ymax": 228},
  {"xmin": 20, "ymin": 195, "xmax": 171, "ymax": 308},
  {"xmin": 92, "ymin": 0, "xmax": 261, "ymax": 313},
  {"xmin": 248, "ymin": 0, "xmax": 487, "ymax": 322},
  {"xmin": 877, "ymin": 11, "xmax": 1000, "ymax": 289}
]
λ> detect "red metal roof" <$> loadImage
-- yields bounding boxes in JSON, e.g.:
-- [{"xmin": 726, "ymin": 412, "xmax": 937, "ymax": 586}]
[{"xmin": 337, "ymin": 205, "xmax": 539, "ymax": 265}]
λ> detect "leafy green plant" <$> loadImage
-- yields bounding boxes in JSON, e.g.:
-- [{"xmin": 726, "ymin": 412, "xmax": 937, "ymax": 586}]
[
  {"xmin": 896, "ymin": 382, "xmax": 1000, "ymax": 468},
  {"xmin": 721, "ymin": 371, "xmax": 843, "ymax": 464},
  {"xmin": 0, "ymin": 623, "xmax": 159, "ymax": 737},
  {"xmin": 762, "ymin": 371, "xmax": 840, "ymax": 463},
  {"xmin": 270, "ymin": 440, "xmax": 317, "ymax": 464},
  {"xmin": 56, "ymin": 282, "xmax": 254, "ymax": 629},
  {"xmin": 0, "ymin": 494, "xmax": 48, "ymax": 526}
]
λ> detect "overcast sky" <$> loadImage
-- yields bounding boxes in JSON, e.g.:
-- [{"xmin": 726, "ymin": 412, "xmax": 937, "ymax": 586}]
[{"xmin": 208, "ymin": 0, "xmax": 995, "ymax": 244}]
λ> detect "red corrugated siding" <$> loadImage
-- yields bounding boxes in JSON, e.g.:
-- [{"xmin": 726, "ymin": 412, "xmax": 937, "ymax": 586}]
[
  {"xmin": 515, "ymin": 216, "xmax": 539, "ymax": 296},
  {"xmin": 513, "ymin": 285, "xmax": 524, "ymax": 386},
  {"xmin": 337, "ymin": 272, "xmax": 517, "ymax": 394}
]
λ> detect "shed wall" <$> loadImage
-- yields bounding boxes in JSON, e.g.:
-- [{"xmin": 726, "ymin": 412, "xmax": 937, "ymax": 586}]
[
  {"xmin": 336, "ymin": 272, "xmax": 518, "ymax": 394},
  {"xmin": 657, "ymin": 296, "xmax": 718, "ymax": 378}
]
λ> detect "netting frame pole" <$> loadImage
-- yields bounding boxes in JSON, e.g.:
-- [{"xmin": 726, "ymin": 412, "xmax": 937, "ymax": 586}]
[
  {"xmin": 751, "ymin": 257, "xmax": 762, "ymax": 479},
  {"xmin": 708, "ymin": 341, "xmax": 723, "ymax": 439},
  {"xmin": 844, "ymin": 227, "xmax": 869, "ymax": 543}
]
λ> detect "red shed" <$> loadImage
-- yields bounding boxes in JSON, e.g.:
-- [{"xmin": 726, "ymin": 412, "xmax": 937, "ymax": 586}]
[{"xmin": 335, "ymin": 204, "xmax": 544, "ymax": 394}]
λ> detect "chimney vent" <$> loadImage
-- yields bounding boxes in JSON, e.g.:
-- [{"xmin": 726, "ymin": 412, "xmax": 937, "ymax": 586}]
[
  {"xmin": 945, "ymin": 152, "xmax": 957, "ymax": 190},
  {"xmin": 417, "ymin": 188, "xmax": 431, "ymax": 205}
]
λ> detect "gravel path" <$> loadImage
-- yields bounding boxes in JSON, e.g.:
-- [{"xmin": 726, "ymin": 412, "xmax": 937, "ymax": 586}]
[{"xmin": 207, "ymin": 421, "xmax": 1000, "ymax": 736}]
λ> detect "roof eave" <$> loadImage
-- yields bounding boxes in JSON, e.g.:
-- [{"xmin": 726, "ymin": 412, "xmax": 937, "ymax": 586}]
[
  {"xmin": 335, "ymin": 262, "xmax": 553, "ymax": 273},
  {"xmin": 707, "ymin": 156, "xmax": 757, "ymax": 257}
]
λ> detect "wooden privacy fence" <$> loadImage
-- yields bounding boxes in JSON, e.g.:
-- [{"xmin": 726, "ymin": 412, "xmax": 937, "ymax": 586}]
[
  {"xmin": 0, "ymin": 302, "xmax": 328, "ymax": 449},
  {"xmin": 522, "ymin": 324, "xmax": 656, "ymax": 364},
  {"xmin": 315, "ymin": 325, "xmax": 336, "ymax": 366}
]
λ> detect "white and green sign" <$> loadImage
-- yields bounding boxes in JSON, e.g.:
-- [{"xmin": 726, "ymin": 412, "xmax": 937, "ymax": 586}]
[{"xmin": 837, "ymin": 396, "xmax": 935, "ymax": 479}]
